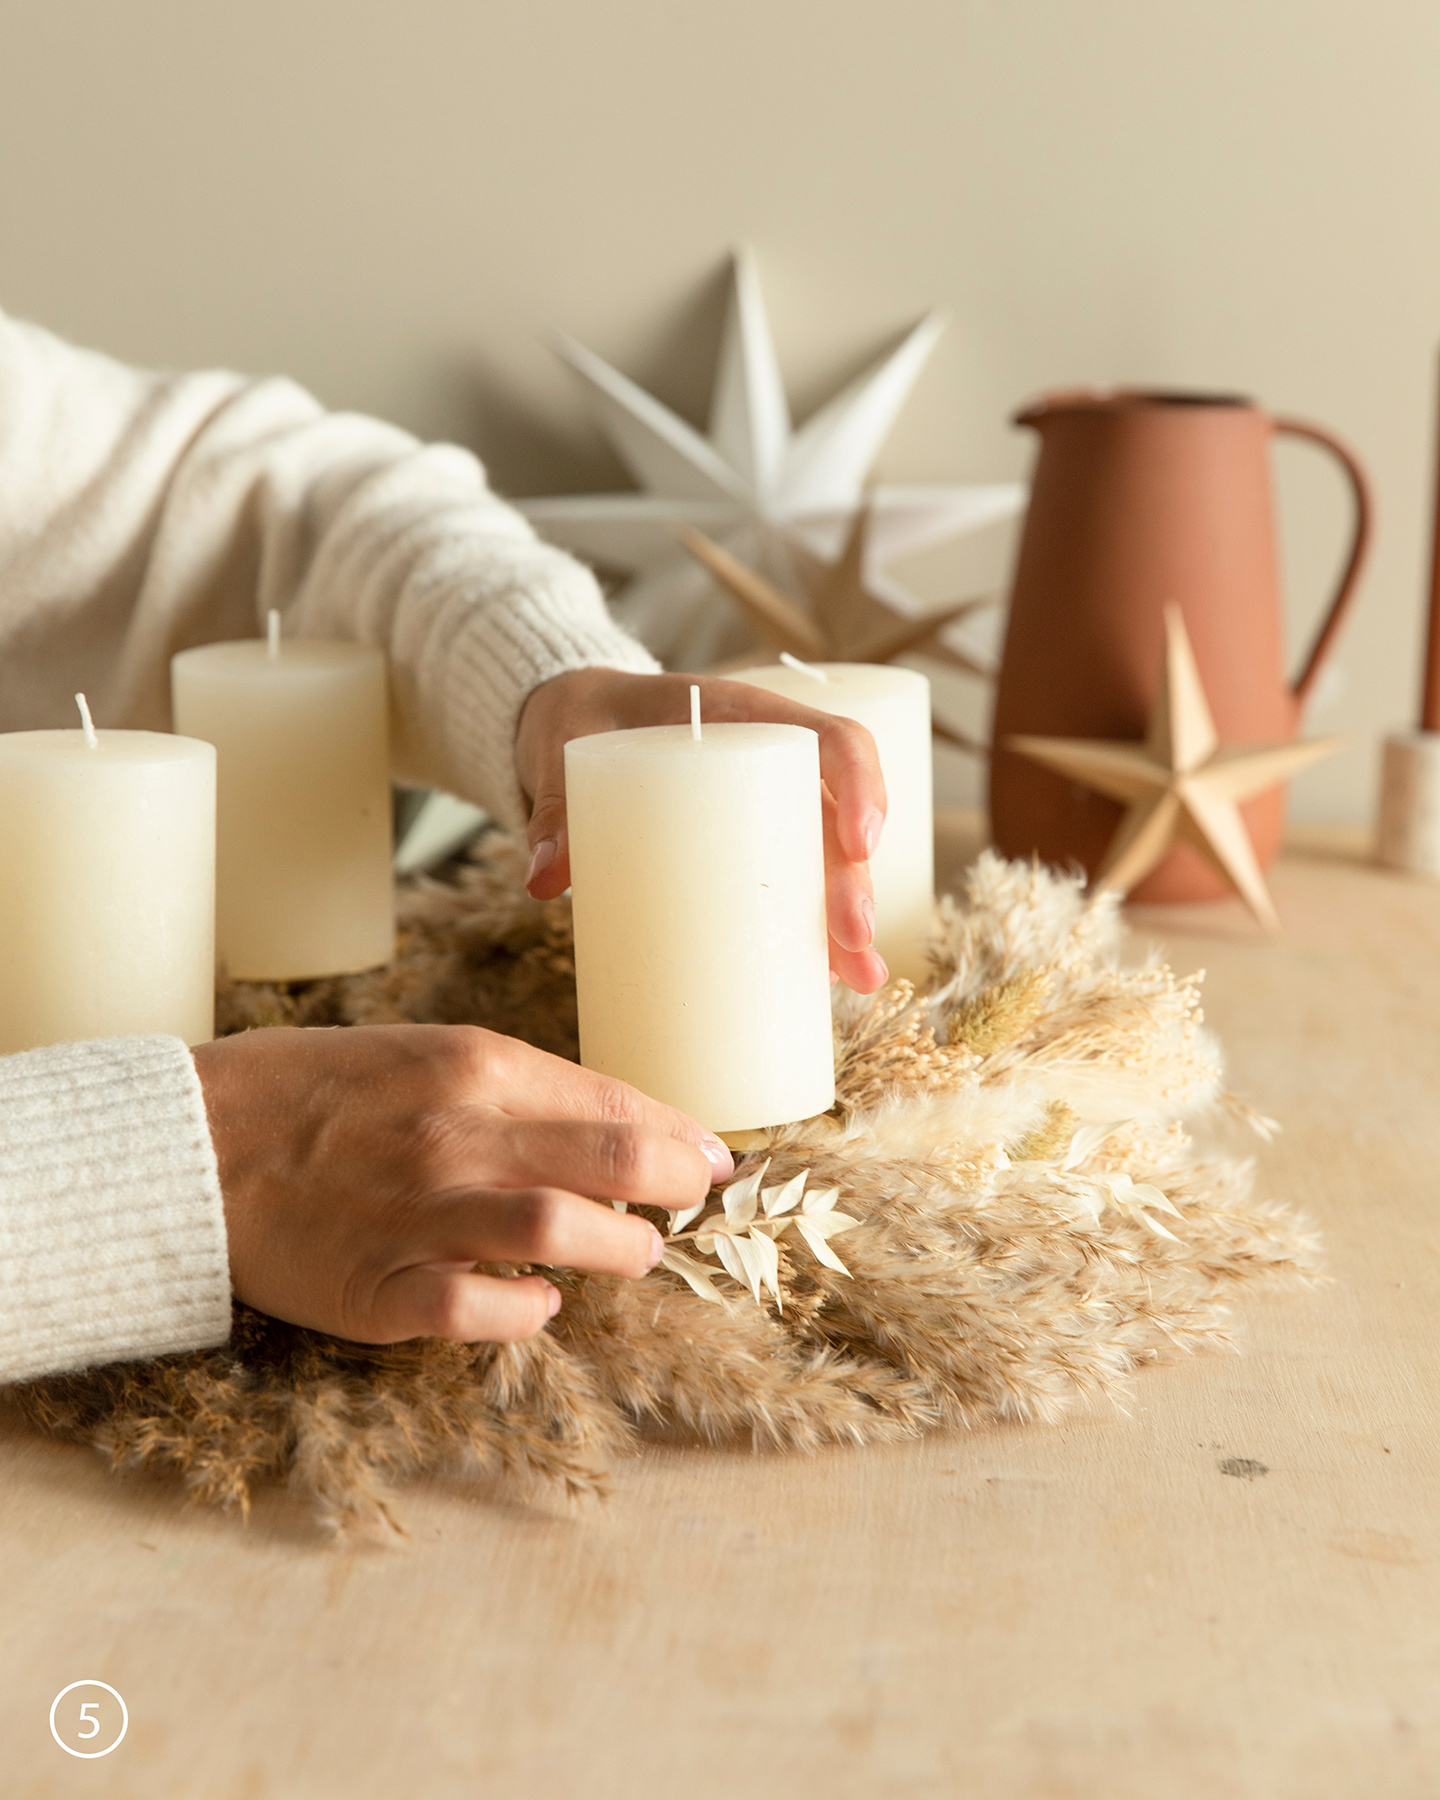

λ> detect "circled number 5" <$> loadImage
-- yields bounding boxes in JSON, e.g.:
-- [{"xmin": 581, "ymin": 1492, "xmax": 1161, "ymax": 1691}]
[{"xmin": 49, "ymin": 1681, "xmax": 129, "ymax": 1758}]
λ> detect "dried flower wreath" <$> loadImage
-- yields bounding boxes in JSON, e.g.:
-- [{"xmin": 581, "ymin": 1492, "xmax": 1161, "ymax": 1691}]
[{"xmin": 14, "ymin": 836, "xmax": 1319, "ymax": 1540}]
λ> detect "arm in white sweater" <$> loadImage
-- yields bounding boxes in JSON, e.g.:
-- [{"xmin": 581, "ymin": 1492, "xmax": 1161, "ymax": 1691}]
[
  {"xmin": 0, "ymin": 310, "xmax": 659, "ymax": 1383},
  {"xmin": 0, "ymin": 1037, "xmax": 229, "ymax": 1383},
  {"xmin": 0, "ymin": 308, "xmax": 659, "ymax": 824}
]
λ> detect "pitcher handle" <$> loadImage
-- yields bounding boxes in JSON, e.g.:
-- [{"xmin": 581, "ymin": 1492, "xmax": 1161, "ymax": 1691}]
[{"xmin": 1271, "ymin": 416, "xmax": 1374, "ymax": 705}]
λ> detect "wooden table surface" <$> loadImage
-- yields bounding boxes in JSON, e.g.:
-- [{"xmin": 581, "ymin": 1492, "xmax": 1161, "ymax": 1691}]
[{"xmin": 5, "ymin": 818, "xmax": 1439, "ymax": 1800}]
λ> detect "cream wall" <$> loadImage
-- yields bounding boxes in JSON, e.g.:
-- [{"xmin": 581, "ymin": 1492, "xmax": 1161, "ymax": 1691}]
[{"xmin": 4, "ymin": 0, "xmax": 1438, "ymax": 821}]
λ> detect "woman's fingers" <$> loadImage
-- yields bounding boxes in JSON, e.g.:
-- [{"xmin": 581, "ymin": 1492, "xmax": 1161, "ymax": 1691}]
[
  {"xmin": 820, "ymin": 787, "xmax": 889, "ymax": 993},
  {"xmin": 446, "ymin": 1116, "xmax": 717, "ymax": 1212},
  {"xmin": 515, "ymin": 671, "xmax": 591, "ymax": 901},
  {"xmin": 525, "ymin": 835, "xmax": 570, "ymax": 901},
  {"xmin": 821, "ymin": 784, "xmax": 874, "ymax": 954},
  {"xmin": 830, "ymin": 941, "xmax": 889, "ymax": 992},
  {"xmin": 518, "ymin": 715, "xmax": 570, "ymax": 899},
  {"xmin": 369, "ymin": 1269, "xmax": 561, "ymax": 1343},
  {"xmin": 829, "ymin": 939, "xmax": 890, "ymax": 991},
  {"xmin": 801, "ymin": 711, "xmax": 887, "ymax": 991},
  {"xmin": 809, "ymin": 714, "xmax": 888, "ymax": 867},
  {"xmin": 369, "ymin": 1176, "xmax": 678, "ymax": 1342},
  {"xmin": 476, "ymin": 1034, "xmax": 734, "ymax": 1183},
  {"xmin": 419, "ymin": 1185, "xmax": 666, "ymax": 1280}
]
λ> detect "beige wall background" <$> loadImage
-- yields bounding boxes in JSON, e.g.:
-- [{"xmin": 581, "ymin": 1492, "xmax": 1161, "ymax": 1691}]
[{"xmin": 3, "ymin": 0, "xmax": 1439, "ymax": 821}]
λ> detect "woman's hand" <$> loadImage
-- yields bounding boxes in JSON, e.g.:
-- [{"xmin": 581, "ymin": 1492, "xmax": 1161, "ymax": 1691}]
[
  {"xmin": 515, "ymin": 668, "xmax": 890, "ymax": 993},
  {"xmin": 192, "ymin": 1024, "xmax": 734, "ymax": 1346}
]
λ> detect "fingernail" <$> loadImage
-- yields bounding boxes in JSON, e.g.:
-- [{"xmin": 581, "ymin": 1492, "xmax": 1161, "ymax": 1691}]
[
  {"xmin": 874, "ymin": 953, "xmax": 890, "ymax": 986},
  {"xmin": 860, "ymin": 897, "xmax": 876, "ymax": 945},
  {"xmin": 862, "ymin": 808, "xmax": 884, "ymax": 860},
  {"xmin": 700, "ymin": 1136, "xmax": 735, "ymax": 1183},
  {"xmin": 646, "ymin": 1225, "xmax": 666, "ymax": 1271},
  {"xmin": 545, "ymin": 1284, "xmax": 562, "ymax": 1317},
  {"xmin": 525, "ymin": 838, "xmax": 558, "ymax": 889},
  {"xmin": 830, "ymin": 968, "xmax": 840, "ymax": 986}
]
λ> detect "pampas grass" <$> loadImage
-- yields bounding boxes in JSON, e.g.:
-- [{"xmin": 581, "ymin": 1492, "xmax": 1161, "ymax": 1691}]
[{"xmin": 13, "ymin": 834, "xmax": 1320, "ymax": 1540}]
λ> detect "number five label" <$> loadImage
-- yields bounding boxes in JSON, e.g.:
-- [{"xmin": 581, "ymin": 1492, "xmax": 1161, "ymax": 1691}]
[{"xmin": 50, "ymin": 1681, "xmax": 128, "ymax": 1758}]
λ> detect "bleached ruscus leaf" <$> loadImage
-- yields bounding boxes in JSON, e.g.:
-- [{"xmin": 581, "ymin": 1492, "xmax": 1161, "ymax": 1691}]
[
  {"xmin": 660, "ymin": 1248, "xmax": 727, "ymax": 1304},
  {"xmin": 762, "ymin": 1170, "xmax": 808, "ymax": 1218}
]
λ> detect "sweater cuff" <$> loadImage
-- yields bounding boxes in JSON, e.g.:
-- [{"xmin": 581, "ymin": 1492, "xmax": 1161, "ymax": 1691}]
[
  {"xmin": 442, "ymin": 564, "xmax": 660, "ymax": 827},
  {"xmin": 0, "ymin": 1036, "xmax": 230, "ymax": 1384}
]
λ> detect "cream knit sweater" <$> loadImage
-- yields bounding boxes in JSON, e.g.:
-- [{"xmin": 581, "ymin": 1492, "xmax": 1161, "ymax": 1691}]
[{"xmin": 0, "ymin": 310, "xmax": 659, "ymax": 1383}]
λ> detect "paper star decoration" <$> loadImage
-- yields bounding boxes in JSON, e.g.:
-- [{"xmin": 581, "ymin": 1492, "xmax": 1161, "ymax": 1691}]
[
  {"xmin": 519, "ymin": 251, "xmax": 1025, "ymax": 670},
  {"xmin": 1006, "ymin": 606, "xmax": 1342, "ymax": 932},
  {"xmin": 678, "ymin": 503, "xmax": 994, "ymax": 753}
]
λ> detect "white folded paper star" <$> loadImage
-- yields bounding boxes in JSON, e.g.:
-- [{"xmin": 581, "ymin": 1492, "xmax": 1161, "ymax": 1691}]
[{"xmin": 519, "ymin": 251, "xmax": 1025, "ymax": 669}]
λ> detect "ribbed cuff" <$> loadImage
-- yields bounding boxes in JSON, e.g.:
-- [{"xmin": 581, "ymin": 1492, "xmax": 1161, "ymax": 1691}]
[
  {"xmin": 0, "ymin": 1036, "xmax": 230, "ymax": 1383},
  {"xmin": 443, "ymin": 560, "xmax": 660, "ymax": 826}
]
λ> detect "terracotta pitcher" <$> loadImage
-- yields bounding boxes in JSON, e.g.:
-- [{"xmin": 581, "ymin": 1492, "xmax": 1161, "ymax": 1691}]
[{"xmin": 989, "ymin": 389, "xmax": 1372, "ymax": 901}]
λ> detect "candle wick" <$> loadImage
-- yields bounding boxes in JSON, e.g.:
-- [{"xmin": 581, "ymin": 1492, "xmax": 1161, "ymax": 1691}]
[
  {"xmin": 690, "ymin": 684, "xmax": 702, "ymax": 742},
  {"xmin": 267, "ymin": 610, "xmax": 281, "ymax": 660},
  {"xmin": 779, "ymin": 651, "xmax": 829, "ymax": 684},
  {"xmin": 74, "ymin": 692, "xmax": 99, "ymax": 750}
]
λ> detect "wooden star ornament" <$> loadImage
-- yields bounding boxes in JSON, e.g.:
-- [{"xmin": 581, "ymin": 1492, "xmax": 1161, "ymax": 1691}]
[
  {"xmin": 1006, "ymin": 607, "xmax": 1342, "ymax": 932},
  {"xmin": 678, "ymin": 503, "xmax": 996, "ymax": 752}
]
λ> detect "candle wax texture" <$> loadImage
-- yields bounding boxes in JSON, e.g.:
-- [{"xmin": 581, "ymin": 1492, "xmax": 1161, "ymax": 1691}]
[
  {"xmin": 171, "ymin": 640, "xmax": 394, "ymax": 981},
  {"xmin": 731, "ymin": 663, "xmax": 935, "ymax": 982},
  {"xmin": 0, "ymin": 730, "xmax": 215, "ymax": 1054},
  {"xmin": 566, "ymin": 722, "xmax": 835, "ymax": 1134}
]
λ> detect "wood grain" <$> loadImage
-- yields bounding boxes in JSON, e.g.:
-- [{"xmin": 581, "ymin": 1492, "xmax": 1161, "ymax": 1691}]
[{"xmin": 4, "ymin": 817, "xmax": 1438, "ymax": 1799}]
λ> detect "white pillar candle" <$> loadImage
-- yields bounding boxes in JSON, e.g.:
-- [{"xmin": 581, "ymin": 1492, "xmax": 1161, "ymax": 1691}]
[
  {"xmin": 0, "ymin": 701, "xmax": 215, "ymax": 1055},
  {"xmin": 565, "ymin": 714, "xmax": 834, "ymax": 1133},
  {"xmin": 171, "ymin": 632, "xmax": 393, "ymax": 981},
  {"xmin": 729, "ymin": 661, "xmax": 935, "ymax": 983}
]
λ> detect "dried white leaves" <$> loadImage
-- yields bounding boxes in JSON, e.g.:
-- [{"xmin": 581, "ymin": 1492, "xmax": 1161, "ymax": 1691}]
[
  {"xmin": 1053, "ymin": 1120, "xmax": 1185, "ymax": 1241},
  {"xmin": 657, "ymin": 1116, "xmax": 1196, "ymax": 1313},
  {"xmin": 660, "ymin": 1160, "xmax": 860, "ymax": 1308}
]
